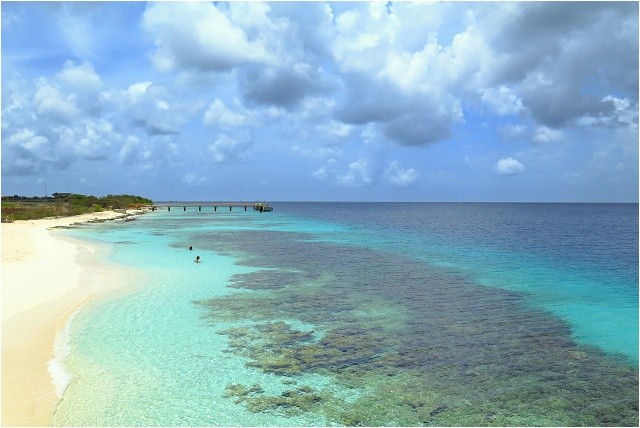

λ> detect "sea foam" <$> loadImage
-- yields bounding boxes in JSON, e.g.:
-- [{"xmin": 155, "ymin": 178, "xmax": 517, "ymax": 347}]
[{"xmin": 48, "ymin": 312, "xmax": 76, "ymax": 399}]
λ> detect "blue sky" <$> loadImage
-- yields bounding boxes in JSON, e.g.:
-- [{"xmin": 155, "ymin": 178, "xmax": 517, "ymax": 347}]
[{"xmin": 2, "ymin": 1, "xmax": 638, "ymax": 202}]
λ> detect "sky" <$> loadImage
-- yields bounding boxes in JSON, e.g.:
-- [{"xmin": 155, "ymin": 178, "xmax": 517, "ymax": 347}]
[{"xmin": 1, "ymin": 1, "xmax": 638, "ymax": 202}]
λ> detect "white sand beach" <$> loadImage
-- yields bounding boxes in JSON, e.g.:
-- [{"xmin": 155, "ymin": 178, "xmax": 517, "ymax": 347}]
[{"xmin": 1, "ymin": 210, "xmax": 144, "ymax": 426}]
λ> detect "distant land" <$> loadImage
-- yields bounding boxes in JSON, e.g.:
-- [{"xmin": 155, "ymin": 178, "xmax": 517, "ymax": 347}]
[{"xmin": 1, "ymin": 193, "xmax": 152, "ymax": 222}]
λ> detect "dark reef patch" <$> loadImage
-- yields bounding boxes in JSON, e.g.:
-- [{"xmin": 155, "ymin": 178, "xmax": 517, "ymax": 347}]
[
  {"xmin": 226, "ymin": 270, "xmax": 319, "ymax": 291},
  {"xmin": 194, "ymin": 230, "xmax": 638, "ymax": 426}
]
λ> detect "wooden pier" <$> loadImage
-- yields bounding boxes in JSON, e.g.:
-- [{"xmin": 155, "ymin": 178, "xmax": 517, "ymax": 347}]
[{"xmin": 151, "ymin": 202, "xmax": 272, "ymax": 212}]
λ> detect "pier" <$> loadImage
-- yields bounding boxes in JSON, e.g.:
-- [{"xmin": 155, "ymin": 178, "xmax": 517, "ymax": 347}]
[{"xmin": 151, "ymin": 202, "xmax": 272, "ymax": 212}]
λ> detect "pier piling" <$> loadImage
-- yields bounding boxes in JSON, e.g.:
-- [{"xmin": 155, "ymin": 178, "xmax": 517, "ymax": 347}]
[{"xmin": 153, "ymin": 202, "xmax": 271, "ymax": 213}]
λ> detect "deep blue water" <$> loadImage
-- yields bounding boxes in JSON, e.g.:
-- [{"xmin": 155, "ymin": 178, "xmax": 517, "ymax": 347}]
[
  {"xmin": 276, "ymin": 202, "xmax": 639, "ymax": 361},
  {"xmin": 54, "ymin": 202, "xmax": 638, "ymax": 426}
]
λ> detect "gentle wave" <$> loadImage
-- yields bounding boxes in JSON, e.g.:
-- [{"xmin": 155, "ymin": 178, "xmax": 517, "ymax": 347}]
[{"xmin": 48, "ymin": 311, "xmax": 76, "ymax": 399}]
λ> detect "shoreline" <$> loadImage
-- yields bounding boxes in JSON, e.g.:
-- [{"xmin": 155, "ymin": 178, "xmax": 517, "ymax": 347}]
[{"xmin": 1, "ymin": 210, "xmax": 146, "ymax": 426}]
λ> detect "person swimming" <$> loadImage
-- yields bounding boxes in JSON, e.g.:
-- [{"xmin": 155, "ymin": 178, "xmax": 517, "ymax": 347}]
[
  {"xmin": 195, "ymin": 255, "xmax": 200, "ymax": 263},
  {"xmin": 189, "ymin": 246, "xmax": 193, "ymax": 251}
]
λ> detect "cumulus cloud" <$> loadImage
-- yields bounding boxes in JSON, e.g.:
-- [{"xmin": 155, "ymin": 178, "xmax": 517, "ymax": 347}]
[
  {"xmin": 335, "ymin": 77, "xmax": 405, "ymax": 125},
  {"xmin": 182, "ymin": 173, "xmax": 207, "ymax": 186},
  {"xmin": 117, "ymin": 81, "xmax": 182, "ymax": 136},
  {"xmin": 495, "ymin": 157, "xmax": 525, "ymax": 175},
  {"xmin": 208, "ymin": 134, "xmax": 253, "ymax": 163},
  {"xmin": 312, "ymin": 165, "xmax": 328, "ymax": 181},
  {"xmin": 2, "ymin": 1, "xmax": 637, "ymax": 201},
  {"xmin": 577, "ymin": 96, "xmax": 639, "ymax": 128},
  {"xmin": 3, "ymin": 66, "xmax": 121, "ymax": 175},
  {"xmin": 487, "ymin": 2, "xmax": 638, "ymax": 127},
  {"xmin": 2, "ymin": 128, "xmax": 52, "ymax": 176},
  {"xmin": 335, "ymin": 76, "xmax": 463, "ymax": 146},
  {"xmin": 311, "ymin": 158, "xmax": 337, "ymax": 181},
  {"xmin": 480, "ymin": 86, "xmax": 523, "ymax": 116},
  {"xmin": 59, "ymin": 118, "xmax": 117, "ymax": 160},
  {"xmin": 33, "ymin": 79, "xmax": 80, "ymax": 123},
  {"xmin": 291, "ymin": 145, "xmax": 342, "ymax": 160},
  {"xmin": 142, "ymin": 2, "xmax": 271, "ymax": 72},
  {"xmin": 6, "ymin": 129, "xmax": 49, "ymax": 151},
  {"xmin": 117, "ymin": 134, "xmax": 179, "ymax": 170},
  {"xmin": 336, "ymin": 159, "xmax": 372, "ymax": 186},
  {"xmin": 314, "ymin": 120, "xmax": 351, "ymax": 139},
  {"xmin": 383, "ymin": 106, "xmax": 460, "ymax": 147},
  {"xmin": 1, "ymin": 58, "xmax": 189, "ymax": 178},
  {"xmin": 384, "ymin": 161, "xmax": 419, "ymax": 187},
  {"xmin": 57, "ymin": 60, "xmax": 102, "ymax": 93},
  {"xmin": 203, "ymin": 99, "xmax": 247, "ymax": 128},
  {"xmin": 520, "ymin": 74, "xmax": 609, "ymax": 128},
  {"xmin": 533, "ymin": 126, "xmax": 564, "ymax": 144},
  {"xmin": 241, "ymin": 62, "xmax": 336, "ymax": 109},
  {"xmin": 141, "ymin": 1, "xmax": 638, "ymax": 150}
]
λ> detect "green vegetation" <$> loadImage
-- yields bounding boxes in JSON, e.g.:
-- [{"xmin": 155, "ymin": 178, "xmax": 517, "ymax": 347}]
[{"xmin": 1, "ymin": 193, "xmax": 152, "ymax": 222}]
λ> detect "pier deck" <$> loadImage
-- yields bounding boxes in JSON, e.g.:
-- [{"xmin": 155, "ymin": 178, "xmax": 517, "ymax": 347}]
[{"xmin": 152, "ymin": 202, "xmax": 270, "ymax": 212}]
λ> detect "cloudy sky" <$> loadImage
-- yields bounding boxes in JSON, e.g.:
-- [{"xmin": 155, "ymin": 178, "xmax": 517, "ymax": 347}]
[{"xmin": 2, "ymin": 1, "xmax": 638, "ymax": 202}]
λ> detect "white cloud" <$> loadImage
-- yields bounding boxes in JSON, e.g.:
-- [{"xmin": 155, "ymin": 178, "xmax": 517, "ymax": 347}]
[
  {"xmin": 384, "ymin": 161, "xmax": 419, "ymax": 187},
  {"xmin": 34, "ymin": 80, "xmax": 79, "ymax": 123},
  {"xmin": 494, "ymin": 157, "xmax": 525, "ymax": 175},
  {"xmin": 124, "ymin": 82, "xmax": 152, "ymax": 101},
  {"xmin": 208, "ymin": 134, "xmax": 253, "ymax": 163},
  {"xmin": 116, "ymin": 82, "xmax": 182, "ymax": 136},
  {"xmin": 577, "ymin": 96, "xmax": 639, "ymax": 128},
  {"xmin": 118, "ymin": 135, "xmax": 142, "ymax": 166},
  {"xmin": 480, "ymin": 86, "xmax": 523, "ymax": 116},
  {"xmin": 314, "ymin": 120, "xmax": 351, "ymax": 139},
  {"xmin": 52, "ymin": 118, "xmax": 117, "ymax": 161},
  {"xmin": 291, "ymin": 145, "xmax": 342, "ymax": 160},
  {"xmin": 57, "ymin": 60, "xmax": 102, "ymax": 93},
  {"xmin": 182, "ymin": 173, "xmax": 207, "ymax": 186},
  {"xmin": 2, "ymin": 2, "xmax": 637, "ymax": 201},
  {"xmin": 332, "ymin": 9, "xmax": 385, "ymax": 73},
  {"xmin": 142, "ymin": 2, "xmax": 271, "ymax": 72},
  {"xmin": 533, "ymin": 126, "xmax": 564, "ymax": 144},
  {"xmin": 311, "ymin": 158, "xmax": 337, "ymax": 181},
  {"xmin": 336, "ymin": 159, "xmax": 372, "ymax": 186},
  {"xmin": 6, "ymin": 129, "xmax": 49, "ymax": 152},
  {"xmin": 312, "ymin": 165, "xmax": 328, "ymax": 180},
  {"xmin": 603, "ymin": 96, "xmax": 637, "ymax": 127},
  {"xmin": 203, "ymin": 99, "xmax": 247, "ymax": 128},
  {"xmin": 116, "ymin": 134, "xmax": 179, "ymax": 171}
]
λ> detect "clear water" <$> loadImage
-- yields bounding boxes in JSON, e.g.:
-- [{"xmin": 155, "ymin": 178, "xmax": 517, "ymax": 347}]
[{"xmin": 53, "ymin": 203, "xmax": 638, "ymax": 426}]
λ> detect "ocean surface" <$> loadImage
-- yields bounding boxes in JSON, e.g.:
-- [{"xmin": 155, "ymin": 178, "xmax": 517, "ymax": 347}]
[{"xmin": 53, "ymin": 203, "xmax": 638, "ymax": 426}]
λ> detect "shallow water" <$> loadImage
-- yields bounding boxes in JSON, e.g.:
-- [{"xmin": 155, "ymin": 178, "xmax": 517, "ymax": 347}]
[{"xmin": 54, "ymin": 203, "xmax": 638, "ymax": 426}]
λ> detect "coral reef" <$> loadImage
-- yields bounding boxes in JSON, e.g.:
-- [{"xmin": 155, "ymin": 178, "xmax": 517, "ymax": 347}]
[{"xmin": 192, "ymin": 230, "xmax": 639, "ymax": 426}]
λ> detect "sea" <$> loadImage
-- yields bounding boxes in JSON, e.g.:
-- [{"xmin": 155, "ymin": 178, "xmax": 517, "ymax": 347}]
[{"xmin": 51, "ymin": 202, "xmax": 638, "ymax": 426}]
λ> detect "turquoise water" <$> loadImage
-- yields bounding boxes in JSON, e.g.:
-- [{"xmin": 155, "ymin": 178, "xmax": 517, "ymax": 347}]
[
  {"xmin": 53, "ymin": 203, "xmax": 638, "ymax": 426},
  {"xmin": 53, "ymin": 213, "xmax": 333, "ymax": 426}
]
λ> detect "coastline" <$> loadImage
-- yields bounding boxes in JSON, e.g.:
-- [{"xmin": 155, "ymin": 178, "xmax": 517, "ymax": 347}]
[{"xmin": 1, "ymin": 210, "xmax": 146, "ymax": 426}]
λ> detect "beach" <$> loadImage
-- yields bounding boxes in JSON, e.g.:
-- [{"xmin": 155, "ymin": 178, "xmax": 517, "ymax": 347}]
[{"xmin": 1, "ymin": 210, "xmax": 144, "ymax": 426}]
